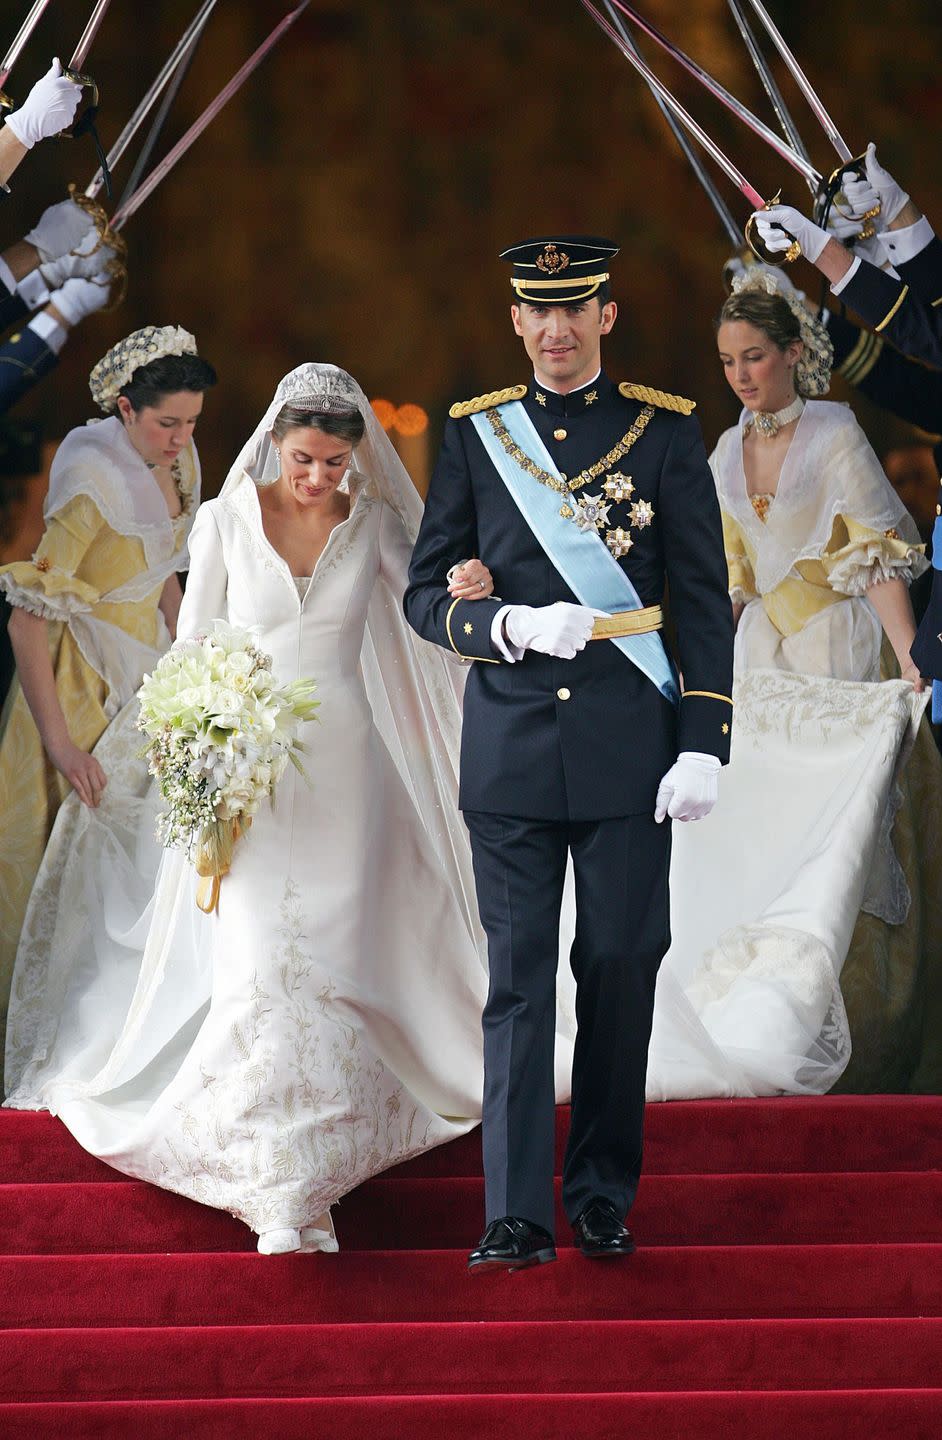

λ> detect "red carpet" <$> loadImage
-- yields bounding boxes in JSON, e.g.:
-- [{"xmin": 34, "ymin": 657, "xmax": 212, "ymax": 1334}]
[{"xmin": 0, "ymin": 1097, "xmax": 940, "ymax": 1437}]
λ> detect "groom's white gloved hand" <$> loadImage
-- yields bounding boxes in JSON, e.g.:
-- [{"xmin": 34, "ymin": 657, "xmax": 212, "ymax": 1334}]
[
  {"xmin": 503, "ymin": 602, "xmax": 596, "ymax": 659},
  {"xmin": 5, "ymin": 60, "xmax": 82, "ymax": 149},
  {"xmin": 654, "ymin": 751, "xmax": 721, "ymax": 824}
]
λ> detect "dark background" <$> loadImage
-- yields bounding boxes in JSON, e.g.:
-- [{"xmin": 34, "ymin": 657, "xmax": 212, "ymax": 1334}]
[{"xmin": 3, "ymin": 0, "xmax": 941, "ymax": 495}]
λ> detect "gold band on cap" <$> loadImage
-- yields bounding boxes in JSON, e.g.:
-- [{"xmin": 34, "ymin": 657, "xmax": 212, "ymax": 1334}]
[{"xmin": 511, "ymin": 271, "xmax": 610, "ymax": 291}]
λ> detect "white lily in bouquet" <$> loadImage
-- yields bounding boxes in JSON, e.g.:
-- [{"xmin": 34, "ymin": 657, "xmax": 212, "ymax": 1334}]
[{"xmin": 138, "ymin": 620, "xmax": 318, "ymax": 913}]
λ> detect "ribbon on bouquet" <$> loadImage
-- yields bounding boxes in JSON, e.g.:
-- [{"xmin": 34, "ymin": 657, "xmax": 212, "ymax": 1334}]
[{"xmin": 195, "ymin": 814, "xmax": 252, "ymax": 915}]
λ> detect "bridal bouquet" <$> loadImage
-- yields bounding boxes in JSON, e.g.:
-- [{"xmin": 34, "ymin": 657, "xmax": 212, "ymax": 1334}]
[{"xmin": 138, "ymin": 620, "xmax": 318, "ymax": 911}]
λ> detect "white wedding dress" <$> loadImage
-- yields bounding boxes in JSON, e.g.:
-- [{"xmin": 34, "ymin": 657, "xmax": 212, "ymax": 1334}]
[{"xmin": 6, "ymin": 366, "xmax": 579, "ymax": 1244}]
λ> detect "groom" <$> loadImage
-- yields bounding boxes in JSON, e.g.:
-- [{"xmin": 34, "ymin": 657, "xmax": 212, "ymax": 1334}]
[{"xmin": 404, "ymin": 235, "xmax": 734, "ymax": 1269}]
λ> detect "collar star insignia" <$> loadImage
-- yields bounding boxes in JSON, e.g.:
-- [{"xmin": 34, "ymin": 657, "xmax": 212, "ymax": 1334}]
[
  {"xmin": 583, "ymin": 389, "xmax": 598, "ymax": 406},
  {"xmin": 535, "ymin": 391, "xmax": 547, "ymax": 406},
  {"xmin": 573, "ymin": 492, "xmax": 611, "ymax": 532},
  {"xmin": 628, "ymin": 498, "xmax": 655, "ymax": 530},
  {"xmin": 602, "ymin": 471, "xmax": 634, "ymax": 502},
  {"xmin": 606, "ymin": 526, "xmax": 633, "ymax": 558}
]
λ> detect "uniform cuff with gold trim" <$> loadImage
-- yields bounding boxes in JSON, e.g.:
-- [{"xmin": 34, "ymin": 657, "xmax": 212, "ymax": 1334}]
[
  {"xmin": 678, "ymin": 690, "xmax": 733, "ymax": 764},
  {"xmin": 444, "ymin": 596, "xmax": 503, "ymax": 663}
]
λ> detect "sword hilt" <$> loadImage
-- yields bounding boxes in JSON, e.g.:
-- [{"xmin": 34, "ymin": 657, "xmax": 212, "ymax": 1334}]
[
  {"xmin": 0, "ymin": 89, "xmax": 14, "ymax": 114},
  {"xmin": 744, "ymin": 191, "xmax": 802, "ymax": 267},
  {"xmin": 814, "ymin": 154, "xmax": 881, "ymax": 243},
  {"xmin": 57, "ymin": 67, "xmax": 99, "ymax": 138}
]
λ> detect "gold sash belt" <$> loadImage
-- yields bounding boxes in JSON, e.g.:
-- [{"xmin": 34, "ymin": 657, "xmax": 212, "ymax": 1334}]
[{"xmin": 590, "ymin": 603, "xmax": 663, "ymax": 640}]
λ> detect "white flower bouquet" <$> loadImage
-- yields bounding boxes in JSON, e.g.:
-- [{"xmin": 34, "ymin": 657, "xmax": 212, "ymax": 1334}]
[{"xmin": 138, "ymin": 620, "xmax": 318, "ymax": 912}]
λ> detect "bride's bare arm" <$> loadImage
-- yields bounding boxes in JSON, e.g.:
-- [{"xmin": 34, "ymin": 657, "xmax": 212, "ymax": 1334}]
[
  {"xmin": 867, "ymin": 576, "xmax": 924, "ymax": 690},
  {"xmin": 7, "ymin": 608, "xmax": 107, "ymax": 806}
]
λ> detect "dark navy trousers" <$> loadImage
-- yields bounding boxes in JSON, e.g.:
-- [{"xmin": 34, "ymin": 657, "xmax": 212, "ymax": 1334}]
[{"xmin": 464, "ymin": 810, "xmax": 672, "ymax": 1238}]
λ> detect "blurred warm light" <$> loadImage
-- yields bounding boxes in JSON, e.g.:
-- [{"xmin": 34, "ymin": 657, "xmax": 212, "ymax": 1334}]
[
  {"xmin": 371, "ymin": 398, "xmax": 397, "ymax": 431},
  {"xmin": 394, "ymin": 403, "xmax": 429, "ymax": 437}
]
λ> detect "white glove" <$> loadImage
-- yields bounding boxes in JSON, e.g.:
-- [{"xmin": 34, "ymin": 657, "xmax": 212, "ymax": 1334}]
[
  {"xmin": 24, "ymin": 199, "xmax": 98, "ymax": 265},
  {"xmin": 5, "ymin": 60, "xmax": 82, "ymax": 148},
  {"xmin": 503, "ymin": 602, "xmax": 596, "ymax": 659},
  {"xmin": 39, "ymin": 228, "xmax": 114, "ymax": 287},
  {"xmin": 750, "ymin": 205, "xmax": 830, "ymax": 264},
  {"xmin": 50, "ymin": 274, "xmax": 111, "ymax": 327},
  {"xmin": 864, "ymin": 142, "xmax": 910, "ymax": 227},
  {"xmin": 830, "ymin": 169, "xmax": 881, "ymax": 230},
  {"xmin": 654, "ymin": 751, "xmax": 720, "ymax": 824}
]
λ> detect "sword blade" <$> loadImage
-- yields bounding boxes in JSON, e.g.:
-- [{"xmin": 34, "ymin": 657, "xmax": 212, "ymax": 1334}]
[
  {"xmin": 85, "ymin": 0, "xmax": 218, "ymax": 200},
  {"xmin": 601, "ymin": 1, "xmax": 743, "ymax": 247},
  {"xmin": 726, "ymin": 0, "xmax": 814, "ymax": 180},
  {"xmin": 580, "ymin": 0, "xmax": 767, "ymax": 209},
  {"xmin": 69, "ymin": 0, "xmax": 114, "ymax": 73},
  {"xmin": 743, "ymin": 0, "xmax": 853, "ymax": 162},
  {"xmin": 608, "ymin": 0, "xmax": 820, "ymax": 186},
  {"xmin": 111, "ymin": 1, "xmax": 311, "ymax": 232},
  {"xmin": 0, "ymin": 0, "xmax": 54, "ymax": 90}
]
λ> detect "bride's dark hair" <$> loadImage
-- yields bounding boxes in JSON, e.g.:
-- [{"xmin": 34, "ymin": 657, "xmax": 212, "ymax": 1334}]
[{"xmin": 272, "ymin": 402, "xmax": 365, "ymax": 447}]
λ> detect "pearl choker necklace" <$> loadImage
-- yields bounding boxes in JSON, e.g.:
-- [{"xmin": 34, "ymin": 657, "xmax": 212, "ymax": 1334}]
[{"xmin": 749, "ymin": 395, "xmax": 804, "ymax": 439}]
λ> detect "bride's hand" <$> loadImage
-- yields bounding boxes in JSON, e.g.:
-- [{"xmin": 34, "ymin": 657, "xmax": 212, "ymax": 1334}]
[
  {"xmin": 447, "ymin": 558, "xmax": 495, "ymax": 600},
  {"xmin": 47, "ymin": 736, "xmax": 107, "ymax": 807},
  {"xmin": 901, "ymin": 660, "xmax": 925, "ymax": 693}
]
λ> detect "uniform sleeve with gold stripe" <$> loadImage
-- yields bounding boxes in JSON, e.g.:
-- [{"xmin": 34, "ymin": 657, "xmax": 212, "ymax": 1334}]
[
  {"xmin": 838, "ymin": 259, "xmax": 942, "ymax": 369},
  {"xmin": 0, "ymin": 326, "xmax": 58, "ymax": 416},
  {"xmin": 658, "ymin": 414, "xmax": 735, "ymax": 762}
]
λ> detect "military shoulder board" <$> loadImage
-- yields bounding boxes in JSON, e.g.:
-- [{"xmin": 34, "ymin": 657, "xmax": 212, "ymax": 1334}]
[
  {"xmin": 449, "ymin": 385, "xmax": 528, "ymax": 419},
  {"xmin": 619, "ymin": 382, "xmax": 696, "ymax": 415}
]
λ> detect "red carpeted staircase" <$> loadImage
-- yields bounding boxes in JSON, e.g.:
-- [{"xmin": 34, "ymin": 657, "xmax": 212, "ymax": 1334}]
[{"xmin": 0, "ymin": 1097, "xmax": 940, "ymax": 1437}]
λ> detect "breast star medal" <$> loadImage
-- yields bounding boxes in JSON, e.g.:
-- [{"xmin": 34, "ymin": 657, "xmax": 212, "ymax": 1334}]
[
  {"xmin": 628, "ymin": 498, "xmax": 655, "ymax": 529},
  {"xmin": 602, "ymin": 471, "xmax": 634, "ymax": 503},
  {"xmin": 606, "ymin": 527, "xmax": 633, "ymax": 557},
  {"xmin": 573, "ymin": 493, "xmax": 611, "ymax": 533}
]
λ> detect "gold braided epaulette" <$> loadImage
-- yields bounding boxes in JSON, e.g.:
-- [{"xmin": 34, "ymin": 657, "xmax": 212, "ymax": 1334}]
[
  {"xmin": 449, "ymin": 384, "xmax": 528, "ymax": 419},
  {"xmin": 619, "ymin": 382, "xmax": 696, "ymax": 415}
]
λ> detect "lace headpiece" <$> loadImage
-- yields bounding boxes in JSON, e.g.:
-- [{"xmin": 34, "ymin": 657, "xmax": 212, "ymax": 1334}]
[
  {"xmin": 729, "ymin": 268, "xmax": 833, "ymax": 397},
  {"xmin": 89, "ymin": 325, "xmax": 198, "ymax": 414}
]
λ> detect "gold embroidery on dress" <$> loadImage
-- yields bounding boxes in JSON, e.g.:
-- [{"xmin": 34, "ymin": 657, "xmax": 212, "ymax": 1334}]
[{"xmin": 750, "ymin": 493, "xmax": 773, "ymax": 524}]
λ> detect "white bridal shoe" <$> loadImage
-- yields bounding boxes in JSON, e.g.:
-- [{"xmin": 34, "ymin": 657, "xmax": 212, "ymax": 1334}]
[{"xmin": 256, "ymin": 1211, "xmax": 338, "ymax": 1255}]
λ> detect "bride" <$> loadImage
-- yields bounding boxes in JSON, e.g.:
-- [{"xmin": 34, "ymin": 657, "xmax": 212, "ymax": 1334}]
[{"xmin": 6, "ymin": 363, "xmax": 533, "ymax": 1253}]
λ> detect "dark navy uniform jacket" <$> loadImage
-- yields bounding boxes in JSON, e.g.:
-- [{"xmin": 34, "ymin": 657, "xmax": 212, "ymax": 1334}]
[
  {"xmin": 837, "ymin": 237, "xmax": 942, "ymax": 370},
  {"xmin": 404, "ymin": 372, "xmax": 734, "ymax": 821},
  {"xmin": 832, "ymin": 239, "xmax": 942, "ymax": 681},
  {"xmin": 0, "ymin": 279, "xmax": 58, "ymax": 414}
]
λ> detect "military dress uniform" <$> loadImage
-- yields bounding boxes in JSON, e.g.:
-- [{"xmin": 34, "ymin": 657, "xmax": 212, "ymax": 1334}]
[
  {"xmin": 0, "ymin": 278, "xmax": 58, "ymax": 414},
  {"xmin": 830, "ymin": 225, "xmax": 942, "ymax": 687},
  {"xmin": 404, "ymin": 238, "xmax": 734, "ymax": 1241}
]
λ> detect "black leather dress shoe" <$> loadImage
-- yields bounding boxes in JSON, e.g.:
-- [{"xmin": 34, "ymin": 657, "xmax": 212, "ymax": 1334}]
[
  {"xmin": 468, "ymin": 1216, "xmax": 557, "ymax": 1273},
  {"xmin": 572, "ymin": 1199, "xmax": 636, "ymax": 1257}
]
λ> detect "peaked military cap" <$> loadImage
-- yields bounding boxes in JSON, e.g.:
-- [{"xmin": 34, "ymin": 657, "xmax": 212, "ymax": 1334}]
[{"xmin": 500, "ymin": 235, "xmax": 619, "ymax": 305}]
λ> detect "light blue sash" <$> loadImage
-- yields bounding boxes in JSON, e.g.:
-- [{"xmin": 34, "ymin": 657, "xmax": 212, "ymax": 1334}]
[{"xmin": 472, "ymin": 401, "xmax": 679, "ymax": 704}]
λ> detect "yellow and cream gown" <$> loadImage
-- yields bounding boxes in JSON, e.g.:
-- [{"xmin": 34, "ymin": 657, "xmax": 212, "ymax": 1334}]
[
  {"xmin": 0, "ymin": 417, "xmax": 199, "ymax": 1093},
  {"xmin": 644, "ymin": 399, "xmax": 941, "ymax": 1097}
]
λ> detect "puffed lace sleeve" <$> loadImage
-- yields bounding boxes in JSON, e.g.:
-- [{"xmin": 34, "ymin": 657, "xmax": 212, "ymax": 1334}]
[
  {"xmin": 721, "ymin": 507, "xmax": 757, "ymax": 604},
  {"xmin": 821, "ymin": 513, "xmax": 927, "ymax": 596},
  {"xmin": 0, "ymin": 493, "xmax": 103, "ymax": 621}
]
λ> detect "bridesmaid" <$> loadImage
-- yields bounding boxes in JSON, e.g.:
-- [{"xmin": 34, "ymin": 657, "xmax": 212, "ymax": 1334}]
[{"xmin": 0, "ymin": 327, "xmax": 216, "ymax": 1083}]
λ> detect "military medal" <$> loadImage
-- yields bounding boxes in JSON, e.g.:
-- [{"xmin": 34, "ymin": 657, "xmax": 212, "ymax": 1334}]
[
  {"xmin": 628, "ymin": 498, "xmax": 655, "ymax": 529},
  {"xmin": 603, "ymin": 471, "xmax": 635, "ymax": 502},
  {"xmin": 573, "ymin": 493, "xmax": 611, "ymax": 533},
  {"xmin": 606, "ymin": 527, "xmax": 633, "ymax": 557}
]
